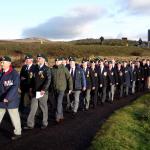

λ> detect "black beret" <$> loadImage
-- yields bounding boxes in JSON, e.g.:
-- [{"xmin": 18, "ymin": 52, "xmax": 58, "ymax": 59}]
[
  {"xmin": 108, "ymin": 61, "xmax": 112, "ymax": 64},
  {"xmin": 25, "ymin": 54, "xmax": 33, "ymax": 60},
  {"xmin": 69, "ymin": 57, "xmax": 76, "ymax": 61},
  {"xmin": 2, "ymin": 56, "xmax": 11, "ymax": 62},
  {"xmin": 82, "ymin": 58, "xmax": 89, "ymax": 63},
  {"xmin": 90, "ymin": 60, "xmax": 95, "ymax": 63},
  {"xmin": 37, "ymin": 54, "xmax": 46, "ymax": 59},
  {"xmin": 55, "ymin": 57, "xmax": 63, "ymax": 61}
]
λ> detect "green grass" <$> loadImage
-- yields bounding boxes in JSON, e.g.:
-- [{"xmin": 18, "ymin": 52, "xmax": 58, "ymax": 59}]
[{"xmin": 89, "ymin": 94, "xmax": 150, "ymax": 150}]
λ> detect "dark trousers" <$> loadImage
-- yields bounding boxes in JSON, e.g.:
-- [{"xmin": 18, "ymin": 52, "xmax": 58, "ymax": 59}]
[{"xmin": 91, "ymin": 88, "xmax": 98, "ymax": 108}]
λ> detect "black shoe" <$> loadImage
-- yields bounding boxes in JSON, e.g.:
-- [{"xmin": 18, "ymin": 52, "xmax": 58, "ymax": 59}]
[
  {"xmin": 11, "ymin": 135, "xmax": 21, "ymax": 140},
  {"xmin": 72, "ymin": 112, "xmax": 77, "ymax": 118},
  {"xmin": 101, "ymin": 102, "xmax": 104, "ymax": 106},
  {"xmin": 23, "ymin": 126, "xmax": 34, "ymax": 130},
  {"xmin": 41, "ymin": 125, "xmax": 47, "ymax": 129}
]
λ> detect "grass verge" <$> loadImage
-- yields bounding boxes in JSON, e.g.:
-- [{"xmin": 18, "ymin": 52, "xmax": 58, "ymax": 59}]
[{"xmin": 89, "ymin": 94, "xmax": 150, "ymax": 150}]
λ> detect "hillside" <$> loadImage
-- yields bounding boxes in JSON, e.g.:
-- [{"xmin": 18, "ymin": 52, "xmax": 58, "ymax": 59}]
[{"xmin": 0, "ymin": 38, "xmax": 149, "ymax": 59}]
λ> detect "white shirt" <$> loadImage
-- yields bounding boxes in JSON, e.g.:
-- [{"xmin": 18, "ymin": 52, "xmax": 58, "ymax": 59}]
[{"xmin": 70, "ymin": 67, "xmax": 75, "ymax": 75}]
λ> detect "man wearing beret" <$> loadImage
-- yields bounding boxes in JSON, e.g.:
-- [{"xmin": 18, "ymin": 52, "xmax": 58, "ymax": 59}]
[
  {"xmin": 24, "ymin": 54, "xmax": 51, "ymax": 129},
  {"xmin": 0, "ymin": 56, "xmax": 22, "ymax": 140},
  {"xmin": 81, "ymin": 59, "xmax": 94, "ymax": 110},
  {"xmin": 66, "ymin": 57, "xmax": 86, "ymax": 115},
  {"xmin": 51, "ymin": 57, "xmax": 73, "ymax": 123},
  {"xmin": 20, "ymin": 54, "xmax": 35, "ymax": 113}
]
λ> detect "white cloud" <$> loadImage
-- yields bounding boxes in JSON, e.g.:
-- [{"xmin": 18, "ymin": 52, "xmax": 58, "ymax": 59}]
[
  {"xmin": 22, "ymin": 5, "xmax": 106, "ymax": 39},
  {"xmin": 118, "ymin": 0, "xmax": 150, "ymax": 14}
]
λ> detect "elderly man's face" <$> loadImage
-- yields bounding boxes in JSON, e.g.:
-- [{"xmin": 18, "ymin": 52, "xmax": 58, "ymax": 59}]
[
  {"xmin": 70, "ymin": 61, "xmax": 75, "ymax": 68},
  {"xmin": 37, "ymin": 57, "xmax": 45, "ymax": 65},
  {"xmin": 55, "ymin": 60, "xmax": 62, "ymax": 66},
  {"xmin": 1, "ymin": 61, "xmax": 11, "ymax": 70},
  {"xmin": 26, "ymin": 59, "xmax": 33, "ymax": 65},
  {"xmin": 82, "ymin": 62, "xmax": 88, "ymax": 68}
]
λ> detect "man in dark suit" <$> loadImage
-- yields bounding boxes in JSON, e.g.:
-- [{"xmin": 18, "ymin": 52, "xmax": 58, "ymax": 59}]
[
  {"xmin": 90, "ymin": 60, "xmax": 99, "ymax": 108},
  {"xmin": 116, "ymin": 62, "xmax": 124, "ymax": 98},
  {"xmin": 136, "ymin": 61, "xmax": 144, "ymax": 92},
  {"xmin": 20, "ymin": 55, "xmax": 35, "ymax": 113},
  {"xmin": 81, "ymin": 59, "xmax": 95, "ymax": 110},
  {"xmin": 122, "ymin": 61, "xmax": 132, "ymax": 96},
  {"xmin": 98, "ymin": 60, "xmax": 109, "ymax": 104},
  {"xmin": 107, "ymin": 61, "xmax": 118, "ymax": 102},
  {"xmin": 24, "ymin": 54, "xmax": 51, "ymax": 129}
]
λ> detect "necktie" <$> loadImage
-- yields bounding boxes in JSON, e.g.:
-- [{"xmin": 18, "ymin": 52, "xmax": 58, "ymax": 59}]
[{"xmin": 71, "ymin": 68, "xmax": 74, "ymax": 78}]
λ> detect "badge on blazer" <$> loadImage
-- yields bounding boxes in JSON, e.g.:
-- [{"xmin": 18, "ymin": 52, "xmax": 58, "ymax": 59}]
[
  {"xmin": 29, "ymin": 72, "xmax": 33, "ymax": 78},
  {"xmin": 95, "ymin": 73, "xmax": 97, "ymax": 77},
  {"xmin": 104, "ymin": 72, "xmax": 107, "ymax": 76},
  {"xmin": 87, "ymin": 71, "xmax": 90, "ymax": 77},
  {"xmin": 4, "ymin": 80, "xmax": 13, "ymax": 86},
  {"xmin": 125, "ymin": 70, "xmax": 128, "ymax": 73},
  {"xmin": 119, "ymin": 72, "xmax": 123, "ymax": 76},
  {"xmin": 111, "ymin": 72, "xmax": 114, "ymax": 76},
  {"xmin": 39, "ymin": 71, "xmax": 44, "ymax": 78}
]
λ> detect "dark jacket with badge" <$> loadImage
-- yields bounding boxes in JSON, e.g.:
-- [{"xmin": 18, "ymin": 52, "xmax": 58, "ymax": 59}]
[
  {"xmin": 82, "ymin": 67, "xmax": 95, "ymax": 89},
  {"xmin": 98, "ymin": 67, "xmax": 109, "ymax": 87},
  {"xmin": 90, "ymin": 67, "xmax": 99, "ymax": 88},
  {"xmin": 107, "ymin": 67, "xmax": 118, "ymax": 85},
  {"xmin": 116, "ymin": 68, "xmax": 124, "ymax": 85},
  {"xmin": 20, "ymin": 64, "xmax": 35, "ymax": 92},
  {"xmin": 0, "ymin": 67, "xmax": 20, "ymax": 109},
  {"xmin": 30, "ymin": 64, "xmax": 51, "ymax": 94},
  {"xmin": 136, "ymin": 66, "xmax": 144, "ymax": 82},
  {"xmin": 122, "ymin": 66, "xmax": 132, "ymax": 86}
]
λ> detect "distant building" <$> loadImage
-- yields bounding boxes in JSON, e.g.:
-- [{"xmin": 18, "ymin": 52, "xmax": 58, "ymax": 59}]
[{"xmin": 122, "ymin": 37, "xmax": 128, "ymax": 46}]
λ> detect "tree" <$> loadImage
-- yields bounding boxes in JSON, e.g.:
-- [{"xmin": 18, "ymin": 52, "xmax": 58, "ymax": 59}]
[{"xmin": 100, "ymin": 36, "xmax": 104, "ymax": 45}]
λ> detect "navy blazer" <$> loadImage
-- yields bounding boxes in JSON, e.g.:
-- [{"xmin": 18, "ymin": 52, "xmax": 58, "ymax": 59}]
[{"xmin": 68, "ymin": 65, "xmax": 86, "ymax": 90}]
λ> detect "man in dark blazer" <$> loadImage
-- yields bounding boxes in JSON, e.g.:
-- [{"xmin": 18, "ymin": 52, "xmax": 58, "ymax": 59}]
[
  {"xmin": 98, "ymin": 60, "xmax": 109, "ymax": 104},
  {"xmin": 24, "ymin": 54, "xmax": 51, "ymax": 129},
  {"xmin": 20, "ymin": 54, "xmax": 35, "ymax": 113},
  {"xmin": 90, "ymin": 60, "xmax": 99, "ymax": 108},
  {"xmin": 107, "ymin": 61, "xmax": 118, "ymax": 102},
  {"xmin": 81, "ymin": 59, "xmax": 95, "ymax": 110},
  {"xmin": 116, "ymin": 62, "xmax": 124, "ymax": 98},
  {"xmin": 122, "ymin": 61, "xmax": 132, "ymax": 96}
]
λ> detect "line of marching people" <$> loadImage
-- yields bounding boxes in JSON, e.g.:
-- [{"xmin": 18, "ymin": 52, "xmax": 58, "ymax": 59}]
[{"xmin": 0, "ymin": 54, "xmax": 150, "ymax": 140}]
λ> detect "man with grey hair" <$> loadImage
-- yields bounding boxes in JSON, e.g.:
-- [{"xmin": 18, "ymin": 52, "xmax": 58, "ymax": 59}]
[
  {"xmin": 0, "ymin": 56, "xmax": 22, "ymax": 140},
  {"xmin": 24, "ymin": 54, "xmax": 51, "ymax": 129}
]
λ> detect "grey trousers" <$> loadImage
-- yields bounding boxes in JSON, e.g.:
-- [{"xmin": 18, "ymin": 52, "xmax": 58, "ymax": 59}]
[
  {"xmin": 119, "ymin": 84, "xmax": 124, "ymax": 98},
  {"xmin": 0, "ymin": 108, "xmax": 22, "ymax": 135},
  {"xmin": 85, "ymin": 89, "xmax": 91, "ymax": 110},
  {"xmin": 100, "ymin": 86, "xmax": 107, "ymax": 103},
  {"xmin": 108, "ymin": 84, "xmax": 115, "ymax": 101},
  {"xmin": 27, "ymin": 93, "xmax": 48, "ymax": 127},
  {"xmin": 72, "ymin": 91, "xmax": 81, "ymax": 113},
  {"xmin": 132, "ymin": 81, "xmax": 136, "ymax": 94},
  {"xmin": 55, "ymin": 91, "xmax": 65, "ymax": 120}
]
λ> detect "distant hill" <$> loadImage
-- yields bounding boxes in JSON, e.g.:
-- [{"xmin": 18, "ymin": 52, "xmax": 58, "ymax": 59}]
[
  {"xmin": 0, "ymin": 37, "xmax": 51, "ymax": 43},
  {"xmin": 0, "ymin": 38, "xmax": 149, "ymax": 59}
]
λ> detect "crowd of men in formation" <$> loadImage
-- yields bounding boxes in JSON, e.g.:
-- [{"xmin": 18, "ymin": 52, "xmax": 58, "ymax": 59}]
[{"xmin": 0, "ymin": 54, "xmax": 150, "ymax": 140}]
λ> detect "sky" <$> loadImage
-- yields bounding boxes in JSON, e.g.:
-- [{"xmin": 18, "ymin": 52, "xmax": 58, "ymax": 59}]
[{"xmin": 0, "ymin": 0, "xmax": 150, "ymax": 41}]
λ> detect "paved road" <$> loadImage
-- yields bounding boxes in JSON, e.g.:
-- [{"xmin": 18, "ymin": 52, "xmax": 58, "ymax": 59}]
[{"xmin": 0, "ymin": 92, "xmax": 144, "ymax": 150}]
